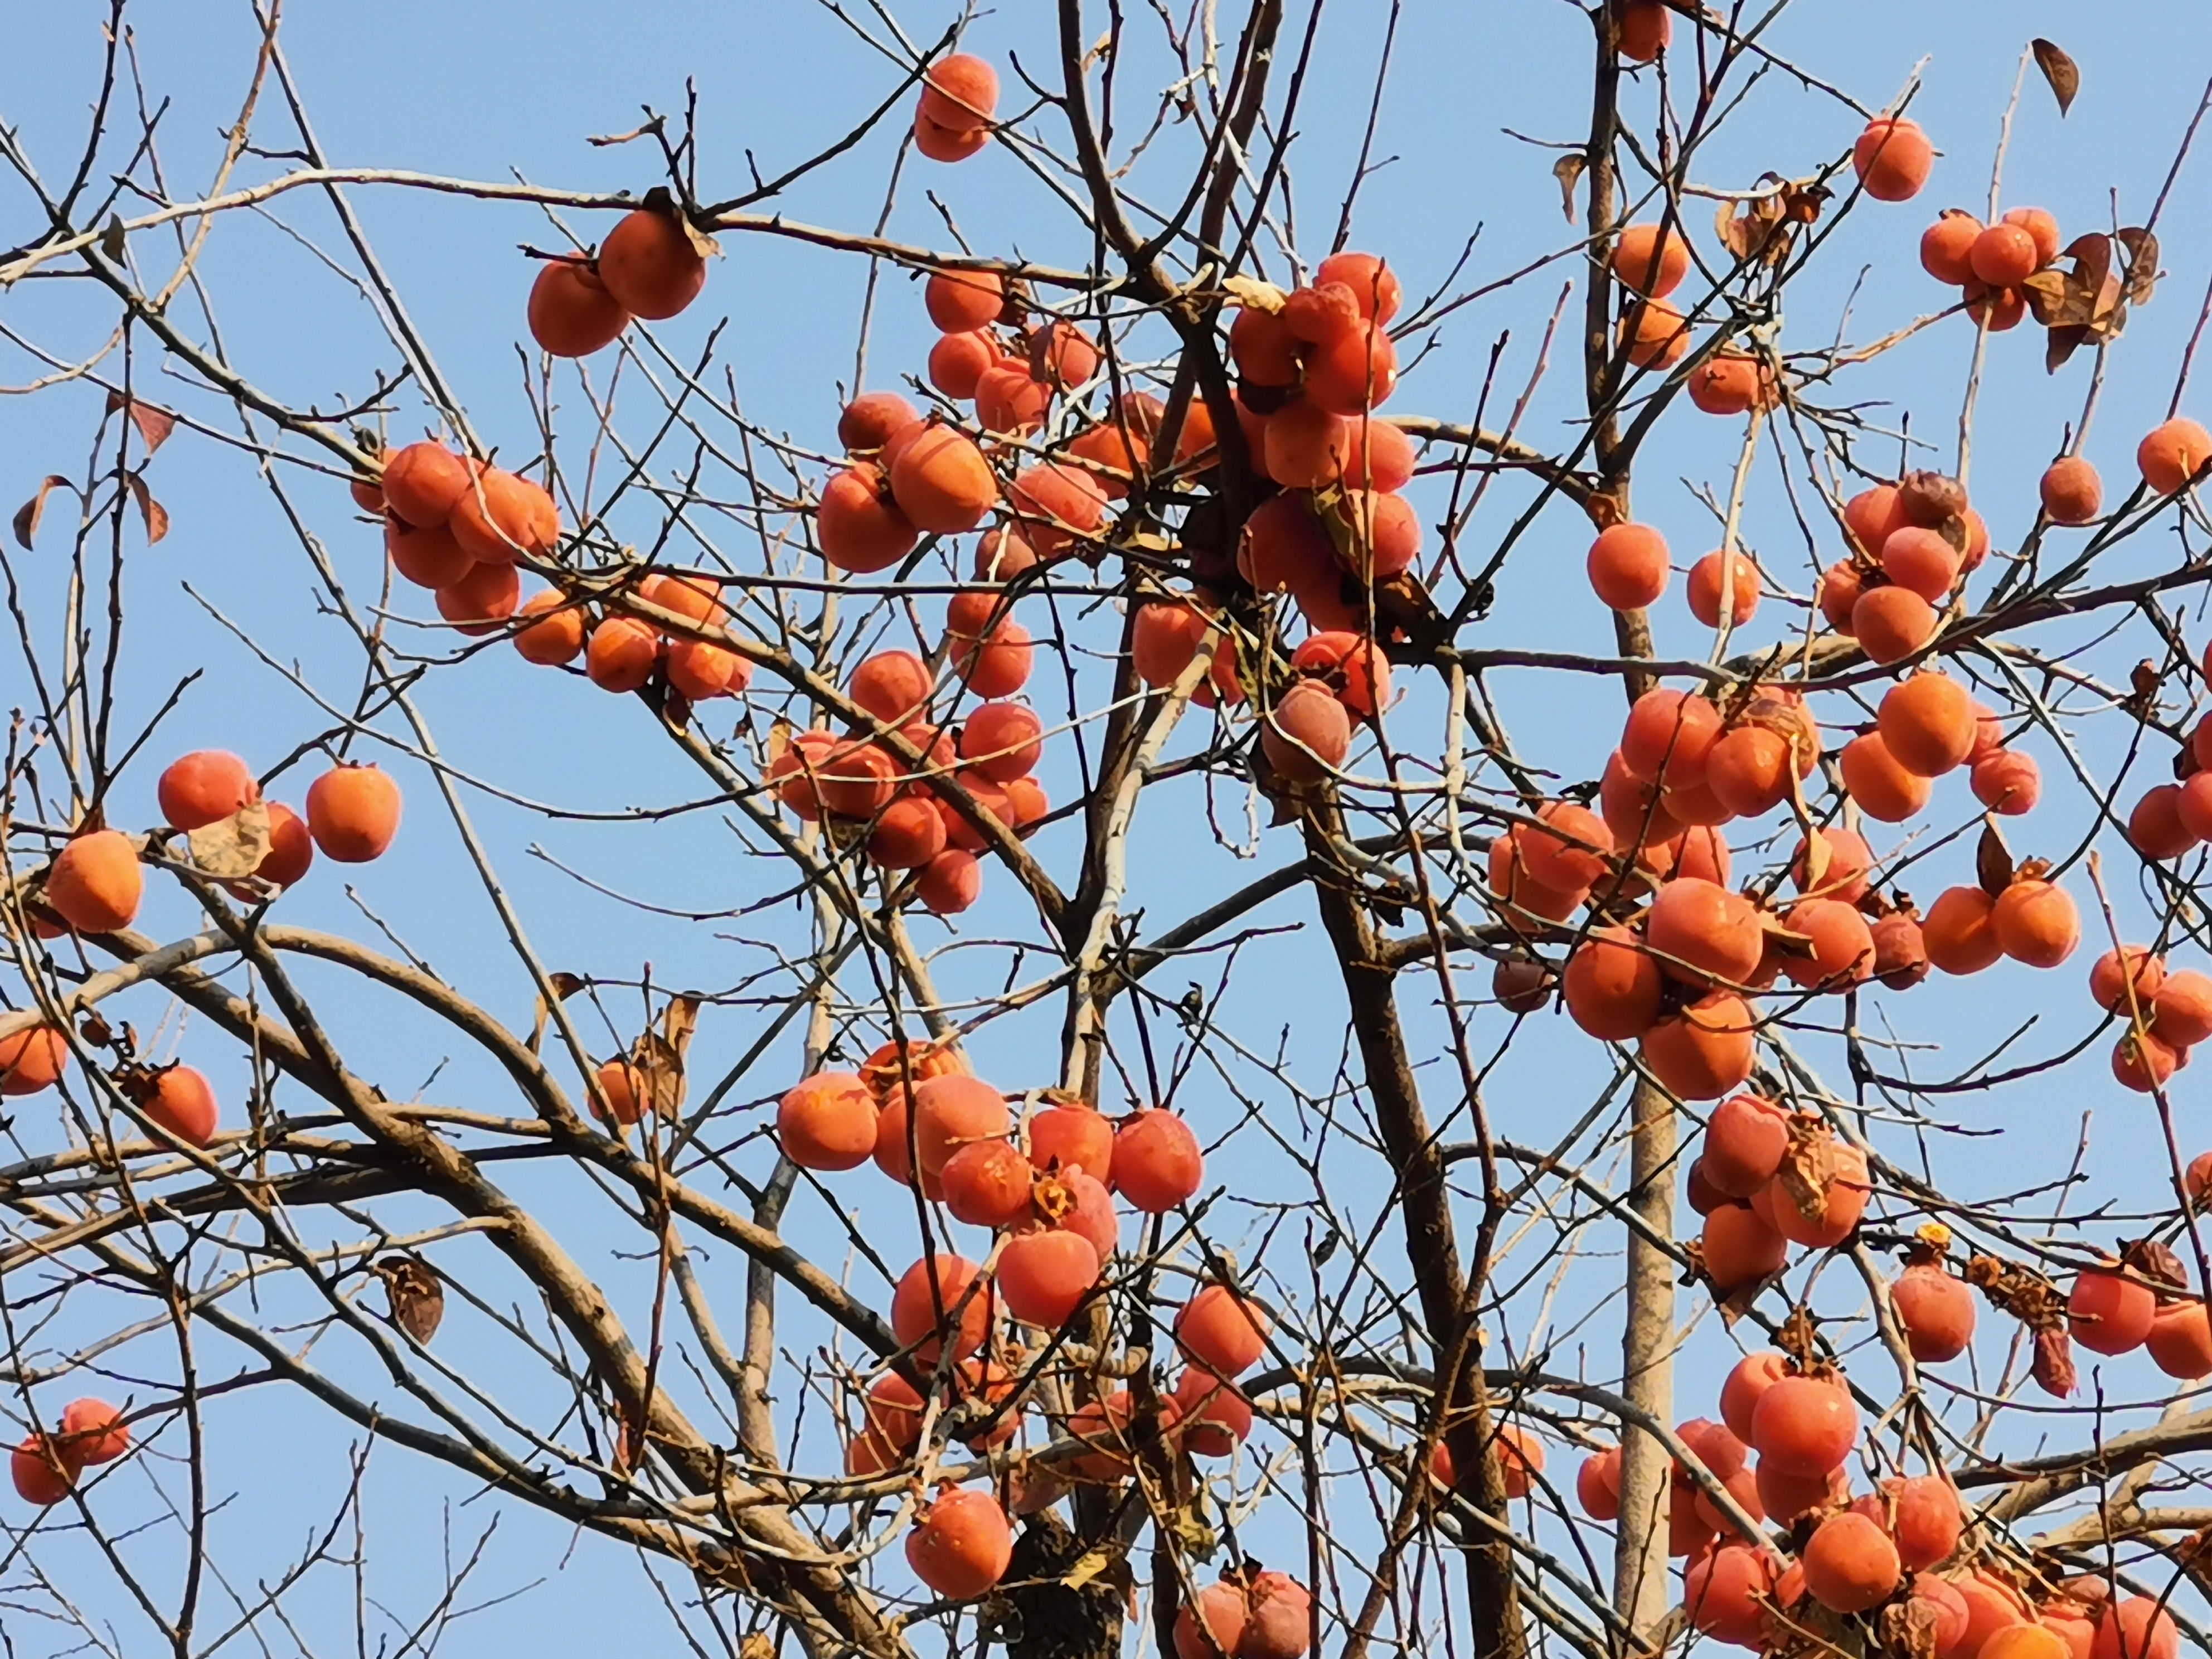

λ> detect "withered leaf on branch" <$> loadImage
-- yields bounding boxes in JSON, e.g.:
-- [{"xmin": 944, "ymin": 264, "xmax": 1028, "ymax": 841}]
[
  {"xmin": 629, "ymin": 1028, "xmax": 688, "ymax": 1118},
  {"xmin": 186, "ymin": 801, "xmax": 272, "ymax": 879},
  {"xmin": 1553, "ymin": 153, "xmax": 1586, "ymax": 224},
  {"xmin": 103, "ymin": 392, "xmax": 176, "ymax": 454},
  {"xmin": 127, "ymin": 474, "xmax": 169, "ymax": 545},
  {"xmin": 1221, "ymin": 274, "xmax": 1287, "ymax": 313},
  {"xmin": 99, "ymin": 215, "xmax": 126, "ymax": 263},
  {"xmin": 2032, "ymin": 1325, "xmax": 2077, "ymax": 1398},
  {"xmin": 1776, "ymin": 1115, "xmax": 1839, "ymax": 1223},
  {"xmin": 1976, "ymin": 821, "xmax": 2016, "ymax": 898},
  {"xmin": 2117, "ymin": 227, "xmax": 2160, "ymax": 305},
  {"xmin": 372, "ymin": 1254, "xmax": 445, "ymax": 1345},
  {"xmin": 2122, "ymin": 1236, "xmax": 2187, "ymax": 1290},
  {"xmin": 1882, "ymin": 1598, "xmax": 1942, "ymax": 1659},
  {"xmin": 2031, "ymin": 38, "xmax": 2080, "ymax": 118},
  {"xmin": 12, "ymin": 476, "xmax": 75, "ymax": 550}
]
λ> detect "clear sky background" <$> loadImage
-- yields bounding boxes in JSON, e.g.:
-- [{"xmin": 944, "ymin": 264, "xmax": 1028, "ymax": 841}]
[{"xmin": 4, "ymin": 1, "xmax": 2212, "ymax": 1651}]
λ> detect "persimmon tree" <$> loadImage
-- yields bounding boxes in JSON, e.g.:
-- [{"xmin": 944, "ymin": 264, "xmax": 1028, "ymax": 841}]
[{"xmin": 5, "ymin": 4, "xmax": 2212, "ymax": 1658}]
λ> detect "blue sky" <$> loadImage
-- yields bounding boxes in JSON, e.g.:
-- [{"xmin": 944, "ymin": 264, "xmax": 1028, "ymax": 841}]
[{"xmin": 4, "ymin": 1, "xmax": 2212, "ymax": 1650}]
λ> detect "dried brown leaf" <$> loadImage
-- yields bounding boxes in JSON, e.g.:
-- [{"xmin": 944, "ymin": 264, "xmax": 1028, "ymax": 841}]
[
  {"xmin": 662, "ymin": 992, "xmax": 702, "ymax": 1058},
  {"xmin": 13, "ymin": 476, "xmax": 74, "ymax": 550},
  {"xmin": 127, "ymin": 474, "xmax": 168, "ymax": 545},
  {"xmin": 99, "ymin": 215, "xmax": 126, "ymax": 263},
  {"xmin": 373, "ymin": 1254, "xmax": 445, "ymax": 1344},
  {"xmin": 187, "ymin": 800, "xmax": 271, "ymax": 879},
  {"xmin": 1976, "ymin": 821, "xmax": 2016, "ymax": 898},
  {"xmin": 2031, "ymin": 39, "xmax": 2080, "ymax": 118},
  {"xmin": 1222, "ymin": 274, "xmax": 1288, "ymax": 313},
  {"xmin": 1883, "ymin": 1598, "xmax": 1942, "ymax": 1659},
  {"xmin": 1777, "ymin": 1117, "xmax": 1838, "ymax": 1223},
  {"xmin": 1553, "ymin": 154, "xmax": 1586, "ymax": 224},
  {"xmin": 2046, "ymin": 324, "xmax": 2090, "ymax": 375},
  {"xmin": 629, "ymin": 1029, "xmax": 687, "ymax": 1118},
  {"xmin": 103, "ymin": 392, "xmax": 176, "ymax": 454},
  {"xmin": 2032, "ymin": 1325, "xmax": 2078, "ymax": 1398},
  {"xmin": 2118, "ymin": 227, "xmax": 2160, "ymax": 305}
]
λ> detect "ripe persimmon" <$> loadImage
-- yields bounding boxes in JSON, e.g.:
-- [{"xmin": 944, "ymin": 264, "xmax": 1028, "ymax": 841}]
[
  {"xmin": 1792, "ymin": 827, "xmax": 1873, "ymax": 903},
  {"xmin": 386, "ymin": 515, "xmax": 474, "ymax": 589},
  {"xmin": 2138, "ymin": 417, "xmax": 2212, "ymax": 494},
  {"xmin": 2092, "ymin": 1602, "xmax": 2180, "ymax": 1659},
  {"xmin": 512, "ymin": 590, "xmax": 586, "ymax": 665},
  {"xmin": 1177, "ymin": 1284, "xmax": 1268, "ymax": 1378},
  {"xmin": 1616, "ymin": 0, "xmax": 1671, "ymax": 61},
  {"xmin": 1839, "ymin": 730, "xmax": 1930, "ymax": 822},
  {"xmin": 1587, "ymin": 522, "xmax": 1671, "ymax": 610},
  {"xmin": 906, "ymin": 1485, "xmax": 1013, "ymax": 1600},
  {"xmin": 1805, "ymin": 1510, "xmax": 1903, "ymax": 1613},
  {"xmin": 1521, "ymin": 802, "xmax": 1614, "ymax": 891},
  {"xmin": 1619, "ymin": 687, "xmax": 1722, "ymax": 787},
  {"xmin": 596, "ymin": 207, "xmax": 707, "ymax": 321},
  {"xmin": 1873, "ymin": 910, "xmax": 1930, "ymax": 989},
  {"xmin": 381, "ymin": 441, "xmax": 472, "ymax": 528},
  {"xmin": 919, "ymin": 52, "xmax": 998, "ymax": 134},
  {"xmin": 1922, "ymin": 885, "xmax": 2001, "ymax": 975},
  {"xmin": 1007, "ymin": 461, "xmax": 1108, "ymax": 553},
  {"xmin": 1852, "ymin": 584, "xmax": 1938, "ymax": 663},
  {"xmin": 1640, "ymin": 991, "xmax": 1757, "ymax": 1099},
  {"xmin": 910, "ymin": 1074, "xmax": 1009, "ymax": 1177},
  {"xmin": 10, "ymin": 1436, "xmax": 72, "ymax": 1505},
  {"xmin": 1893, "ymin": 1260, "xmax": 1976, "ymax": 1361},
  {"xmin": 434, "ymin": 560, "xmax": 521, "ymax": 636},
  {"xmin": 1687, "ymin": 550, "xmax": 1760, "ymax": 628},
  {"xmin": 1260, "ymin": 681, "xmax": 1352, "ymax": 783},
  {"xmin": 777, "ymin": 1071, "xmax": 880, "ymax": 1171},
  {"xmin": 1920, "ymin": 211, "xmax": 1982, "ymax": 283},
  {"xmin": 1751, "ymin": 1371, "xmax": 1858, "ymax": 1476},
  {"xmin": 527, "ymin": 258, "xmax": 628, "ymax": 357},
  {"xmin": 1621, "ymin": 295, "xmax": 1691, "ymax": 368},
  {"xmin": 1647, "ymin": 876, "xmax": 1762, "ymax": 987},
  {"xmin": 924, "ymin": 267, "xmax": 1004, "ymax": 334},
  {"xmin": 144, "ymin": 1063, "xmax": 218, "ymax": 1146},
  {"xmin": 1971, "ymin": 749, "xmax": 2041, "ymax": 815},
  {"xmin": 997, "ymin": 1228, "xmax": 1101, "ymax": 1326},
  {"xmin": 2068, "ymin": 1263, "xmax": 2155, "ymax": 1356},
  {"xmin": 1113, "ymin": 1108, "xmax": 1202, "ymax": 1211},
  {"xmin": 1685, "ymin": 1543, "xmax": 1776, "ymax": 1644},
  {"xmin": 1991, "ymin": 877, "xmax": 2079, "ymax": 968},
  {"xmin": 837, "ymin": 391, "xmax": 920, "ymax": 453},
  {"xmin": 1290, "ymin": 631, "xmax": 1390, "ymax": 718},
  {"xmin": 818, "ymin": 464, "xmax": 920, "ymax": 575},
  {"xmin": 1703, "ymin": 1201, "xmax": 1788, "ymax": 1291},
  {"xmin": 890, "ymin": 426, "xmax": 997, "ymax": 533},
  {"xmin": 1782, "ymin": 899, "xmax": 1876, "ymax": 990},
  {"xmin": 2152, "ymin": 969, "xmax": 2212, "ymax": 1044},
  {"xmin": 1263, "ymin": 399, "xmax": 1352, "ymax": 488},
  {"xmin": 449, "ymin": 468, "xmax": 559, "ymax": 564},
  {"xmin": 1614, "ymin": 223, "xmax": 1691, "ymax": 297},
  {"xmin": 1969, "ymin": 222, "xmax": 2039, "ymax": 287},
  {"xmin": 1878, "ymin": 672, "xmax": 1975, "ymax": 777},
  {"xmin": 46, "ymin": 831, "xmax": 142, "ymax": 934},
  {"xmin": 0, "ymin": 1026, "xmax": 67, "ymax": 1097},
  {"xmin": 1687, "ymin": 352, "xmax": 1768, "ymax": 416},
  {"xmin": 1881, "ymin": 526, "xmax": 1961, "ymax": 602},
  {"xmin": 1853, "ymin": 117, "xmax": 1933, "ymax": 202},
  {"xmin": 304, "ymin": 764, "xmax": 402, "ymax": 862},
  {"xmin": 158, "ymin": 750, "xmax": 257, "ymax": 830},
  {"xmin": 891, "ymin": 1253, "xmax": 992, "ymax": 1362},
  {"xmin": 1562, "ymin": 926, "xmax": 1663, "ymax": 1040},
  {"xmin": 1706, "ymin": 724, "xmax": 1793, "ymax": 816},
  {"xmin": 2040, "ymin": 455, "xmax": 2104, "ymax": 525},
  {"xmin": 585, "ymin": 615, "xmax": 659, "ymax": 692},
  {"xmin": 2114, "ymin": 1029, "xmax": 2185, "ymax": 1093},
  {"xmin": 1302, "ymin": 322, "xmax": 1399, "ymax": 414}
]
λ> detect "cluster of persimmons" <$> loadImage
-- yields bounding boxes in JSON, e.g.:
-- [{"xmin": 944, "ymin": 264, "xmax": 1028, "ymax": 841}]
[{"xmin": 18, "ymin": 35, "xmax": 2212, "ymax": 1654}]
